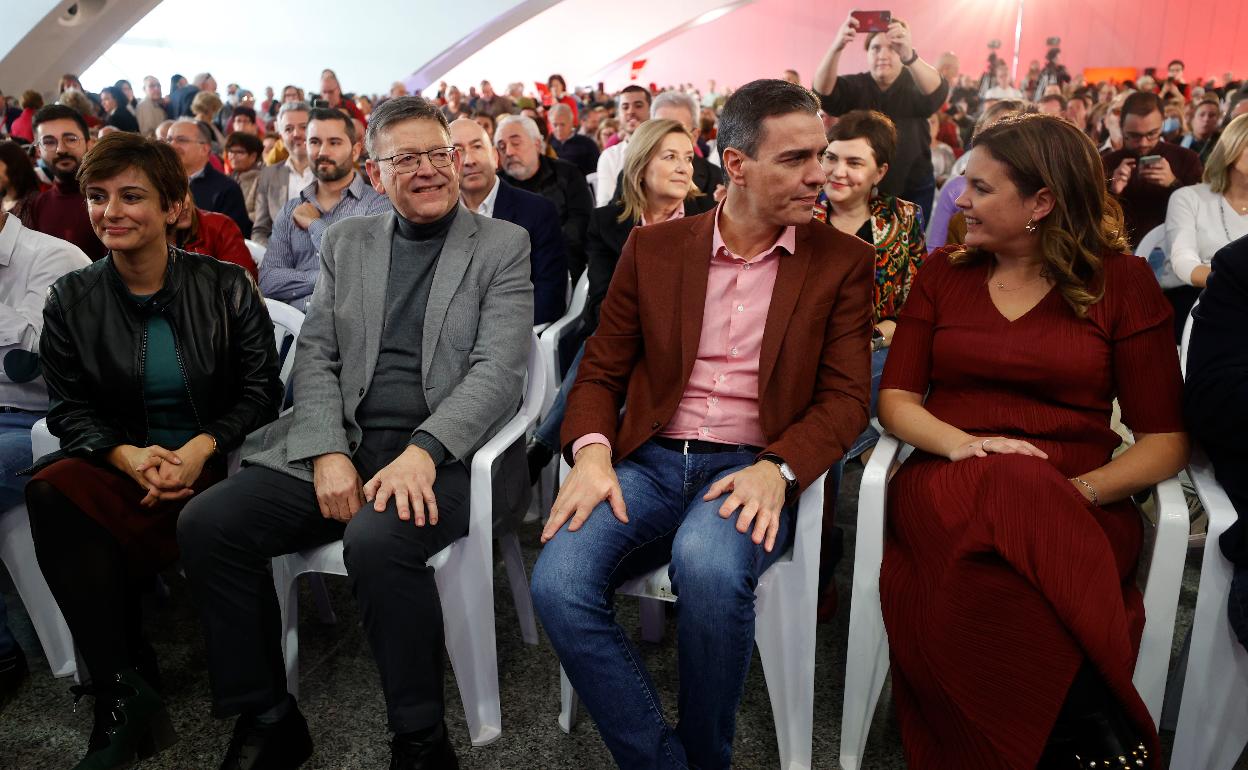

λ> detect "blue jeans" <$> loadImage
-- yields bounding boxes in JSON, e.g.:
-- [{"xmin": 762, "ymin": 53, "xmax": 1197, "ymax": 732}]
[
  {"xmin": 531, "ymin": 440, "xmax": 795, "ymax": 770},
  {"xmin": 0, "ymin": 409, "xmax": 41, "ymax": 658},
  {"xmin": 534, "ymin": 345, "xmax": 585, "ymax": 452}
]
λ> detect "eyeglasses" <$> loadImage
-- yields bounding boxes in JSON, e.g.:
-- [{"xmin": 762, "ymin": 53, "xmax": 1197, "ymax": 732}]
[
  {"xmin": 39, "ymin": 134, "xmax": 83, "ymax": 149},
  {"xmin": 1123, "ymin": 128, "xmax": 1162, "ymax": 142},
  {"xmin": 376, "ymin": 147, "xmax": 456, "ymax": 174},
  {"xmin": 164, "ymin": 135, "xmax": 206, "ymax": 146}
]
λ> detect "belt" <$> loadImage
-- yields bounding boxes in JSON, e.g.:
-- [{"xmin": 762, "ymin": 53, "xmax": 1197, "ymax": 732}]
[{"xmin": 652, "ymin": 436, "xmax": 763, "ymax": 455}]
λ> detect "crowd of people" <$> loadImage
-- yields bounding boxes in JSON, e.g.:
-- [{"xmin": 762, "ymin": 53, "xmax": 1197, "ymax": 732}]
[{"xmin": 0, "ymin": 13, "xmax": 1247, "ymax": 769}]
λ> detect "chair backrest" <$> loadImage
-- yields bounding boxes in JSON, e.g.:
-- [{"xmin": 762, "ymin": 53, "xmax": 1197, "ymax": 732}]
[
  {"xmin": 585, "ymin": 172, "xmax": 598, "ymax": 199},
  {"xmin": 264, "ymin": 298, "xmax": 305, "ymax": 389},
  {"xmin": 1180, "ymin": 301, "xmax": 1199, "ymax": 379},
  {"xmin": 566, "ymin": 271, "xmax": 589, "ymax": 320},
  {"xmin": 245, "ymin": 239, "xmax": 267, "ymax": 268},
  {"xmin": 1134, "ymin": 224, "xmax": 1166, "ymax": 259},
  {"xmin": 521, "ymin": 330, "xmax": 547, "ymax": 425}
]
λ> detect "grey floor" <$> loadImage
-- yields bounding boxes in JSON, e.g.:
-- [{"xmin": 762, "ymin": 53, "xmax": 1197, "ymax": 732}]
[{"xmin": 0, "ymin": 463, "xmax": 1223, "ymax": 769}]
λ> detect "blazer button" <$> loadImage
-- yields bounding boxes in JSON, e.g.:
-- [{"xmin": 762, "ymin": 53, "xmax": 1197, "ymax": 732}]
[
  {"xmin": 359, "ymin": 387, "xmax": 365, "ymax": 396},
  {"xmin": 349, "ymin": 440, "xmax": 358, "ymax": 451}
]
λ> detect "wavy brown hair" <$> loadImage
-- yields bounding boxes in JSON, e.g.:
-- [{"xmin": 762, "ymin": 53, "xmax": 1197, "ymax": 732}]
[{"xmin": 949, "ymin": 114, "xmax": 1127, "ymax": 317}]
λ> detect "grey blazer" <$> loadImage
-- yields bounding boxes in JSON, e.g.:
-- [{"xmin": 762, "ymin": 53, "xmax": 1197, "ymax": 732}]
[
  {"xmin": 243, "ymin": 204, "xmax": 534, "ymax": 483},
  {"xmin": 250, "ymin": 162, "xmax": 294, "ymax": 246}
]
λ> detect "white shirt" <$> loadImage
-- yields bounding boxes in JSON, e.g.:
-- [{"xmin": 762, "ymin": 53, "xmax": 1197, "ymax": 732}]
[
  {"xmin": 285, "ymin": 159, "xmax": 315, "ymax": 201},
  {"xmin": 469, "ymin": 176, "xmax": 502, "ymax": 218},
  {"xmin": 594, "ymin": 137, "xmax": 629, "ymax": 206},
  {"xmin": 1165, "ymin": 183, "xmax": 1248, "ymax": 286},
  {"xmin": 0, "ymin": 214, "xmax": 91, "ymax": 410}
]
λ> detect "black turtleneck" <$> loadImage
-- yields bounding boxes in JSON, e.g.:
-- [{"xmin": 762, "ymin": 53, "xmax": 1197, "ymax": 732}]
[{"xmin": 355, "ymin": 205, "xmax": 462, "ymax": 464}]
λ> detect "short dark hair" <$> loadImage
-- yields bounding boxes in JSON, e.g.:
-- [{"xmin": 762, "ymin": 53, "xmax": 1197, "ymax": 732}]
[
  {"xmin": 717, "ymin": 78, "xmax": 819, "ymax": 163},
  {"xmin": 829, "ymin": 109, "xmax": 897, "ymax": 167},
  {"xmin": 225, "ymin": 131, "xmax": 264, "ymax": 157},
  {"xmin": 101, "ymin": 86, "xmax": 126, "ymax": 109},
  {"xmin": 1040, "ymin": 93, "xmax": 1067, "ymax": 111},
  {"xmin": 232, "ymin": 105, "xmax": 257, "ymax": 123},
  {"xmin": 33, "ymin": 104, "xmax": 89, "ymax": 140},
  {"xmin": 619, "ymin": 84, "xmax": 651, "ymax": 107},
  {"xmin": 365, "ymin": 96, "xmax": 447, "ymax": 156},
  {"xmin": 0, "ymin": 141, "xmax": 39, "ymax": 198},
  {"xmin": 548, "ymin": 74, "xmax": 567, "ymax": 91},
  {"xmin": 1168, "ymin": 59, "xmax": 1185, "ymax": 69},
  {"xmin": 1122, "ymin": 90, "xmax": 1164, "ymax": 118},
  {"xmin": 19, "ymin": 90, "xmax": 43, "ymax": 110},
  {"xmin": 307, "ymin": 106, "xmax": 356, "ymax": 144},
  {"xmin": 77, "ymin": 132, "xmax": 188, "ymax": 211}
]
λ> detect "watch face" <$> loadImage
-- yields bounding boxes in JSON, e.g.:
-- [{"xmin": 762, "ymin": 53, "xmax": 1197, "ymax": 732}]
[{"xmin": 779, "ymin": 463, "xmax": 797, "ymax": 482}]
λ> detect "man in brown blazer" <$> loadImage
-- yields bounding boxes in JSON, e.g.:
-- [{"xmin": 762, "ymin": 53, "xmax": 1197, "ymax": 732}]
[{"xmin": 530, "ymin": 79, "xmax": 874, "ymax": 770}]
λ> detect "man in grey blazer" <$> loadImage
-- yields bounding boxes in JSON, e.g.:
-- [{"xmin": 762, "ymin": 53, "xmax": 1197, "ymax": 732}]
[
  {"xmin": 250, "ymin": 101, "xmax": 313, "ymax": 245},
  {"xmin": 178, "ymin": 96, "xmax": 533, "ymax": 770}
]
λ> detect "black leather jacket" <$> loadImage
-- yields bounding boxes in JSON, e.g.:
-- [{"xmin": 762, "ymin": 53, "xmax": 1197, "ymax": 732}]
[{"xmin": 37, "ymin": 247, "xmax": 282, "ymax": 464}]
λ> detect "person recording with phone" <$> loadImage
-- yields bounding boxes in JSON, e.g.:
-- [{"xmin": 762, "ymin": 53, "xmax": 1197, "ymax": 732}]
[
  {"xmin": 1102, "ymin": 91, "xmax": 1203, "ymax": 249},
  {"xmin": 814, "ymin": 10, "xmax": 949, "ymax": 223}
]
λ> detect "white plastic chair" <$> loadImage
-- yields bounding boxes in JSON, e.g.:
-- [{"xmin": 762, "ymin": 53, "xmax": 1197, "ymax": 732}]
[
  {"xmin": 1134, "ymin": 224, "xmax": 1166, "ymax": 261},
  {"xmin": 272, "ymin": 332, "xmax": 546, "ymax": 746},
  {"xmin": 264, "ymin": 298, "xmax": 304, "ymax": 394},
  {"xmin": 1171, "ymin": 446, "xmax": 1248, "ymax": 769},
  {"xmin": 585, "ymin": 172, "xmax": 598, "ymax": 200},
  {"xmin": 556, "ymin": 465, "xmax": 830, "ymax": 770},
  {"xmin": 244, "ymin": 239, "xmax": 266, "ymax": 269},
  {"xmin": 533, "ymin": 273, "xmax": 590, "ymax": 515},
  {"xmin": 839, "ymin": 432, "xmax": 1189, "ymax": 769}
]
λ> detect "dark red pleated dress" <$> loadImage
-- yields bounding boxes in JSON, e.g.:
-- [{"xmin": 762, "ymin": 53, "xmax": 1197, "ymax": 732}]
[{"xmin": 877, "ymin": 248, "xmax": 1184, "ymax": 769}]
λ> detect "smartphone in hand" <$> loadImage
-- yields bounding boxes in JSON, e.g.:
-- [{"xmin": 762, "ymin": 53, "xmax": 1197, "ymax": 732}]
[
  {"xmin": 1139, "ymin": 154, "xmax": 1162, "ymax": 167},
  {"xmin": 851, "ymin": 10, "xmax": 892, "ymax": 33}
]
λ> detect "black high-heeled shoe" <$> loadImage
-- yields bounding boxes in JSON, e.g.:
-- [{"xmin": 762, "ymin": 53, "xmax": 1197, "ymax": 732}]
[
  {"xmin": 1039, "ymin": 663, "xmax": 1151, "ymax": 769},
  {"xmin": 71, "ymin": 668, "xmax": 177, "ymax": 770}
]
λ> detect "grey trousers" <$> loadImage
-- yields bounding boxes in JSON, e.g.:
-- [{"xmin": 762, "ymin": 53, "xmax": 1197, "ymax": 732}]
[{"xmin": 177, "ymin": 430, "xmax": 470, "ymax": 733}]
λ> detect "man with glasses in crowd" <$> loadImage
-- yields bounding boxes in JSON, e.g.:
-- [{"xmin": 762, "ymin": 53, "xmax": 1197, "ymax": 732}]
[
  {"xmin": 178, "ymin": 95, "xmax": 532, "ymax": 770},
  {"xmin": 26, "ymin": 105, "xmax": 106, "ymax": 260},
  {"xmin": 166, "ymin": 117, "xmax": 253, "ymax": 237},
  {"xmin": 253, "ymin": 101, "xmax": 314, "ymax": 245},
  {"xmin": 1103, "ymin": 90, "xmax": 1203, "ymax": 246},
  {"xmin": 258, "ymin": 107, "xmax": 389, "ymax": 310}
]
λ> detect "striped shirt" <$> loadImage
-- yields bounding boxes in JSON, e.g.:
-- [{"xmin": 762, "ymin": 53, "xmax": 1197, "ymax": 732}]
[{"xmin": 259, "ymin": 170, "xmax": 390, "ymax": 310}]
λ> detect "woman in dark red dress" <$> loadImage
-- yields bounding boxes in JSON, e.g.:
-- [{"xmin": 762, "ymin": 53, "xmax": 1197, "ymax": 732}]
[{"xmin": 878, "ymin": 114, "xmax": 1189, "ymax": 769}]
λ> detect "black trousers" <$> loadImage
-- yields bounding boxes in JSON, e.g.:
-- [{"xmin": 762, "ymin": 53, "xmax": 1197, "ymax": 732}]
[{"xmin": 177, "ymin": 430, "xmax": 470, "ymax": 734}]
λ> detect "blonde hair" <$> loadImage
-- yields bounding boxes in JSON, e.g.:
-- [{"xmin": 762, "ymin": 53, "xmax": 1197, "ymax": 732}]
[
  {"xmin": 1204, "ymin": 114, "xmax": 1248, "ymax": 194},
  {"xmin": 191, "ymin": 90, "xmax": 223, "ymax": 121},
  {"xmin": 948, "ymin": 114, "xmax": 1127, "ymax": 317},
  {"xmin": 617, "ymin": 119, "xmax": 701, "ymax": 224}
]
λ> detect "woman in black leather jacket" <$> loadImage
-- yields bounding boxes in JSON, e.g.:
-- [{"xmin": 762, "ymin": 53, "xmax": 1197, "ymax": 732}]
[{"xmin": 23, "ymin": 132, "xmax": 282, "ymax": 770}]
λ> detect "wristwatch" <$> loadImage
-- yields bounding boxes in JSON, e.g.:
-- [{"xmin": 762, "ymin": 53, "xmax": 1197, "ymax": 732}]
[{"xmin": 759, "ymin": 453, "xmax": 799, "ymax": 500}]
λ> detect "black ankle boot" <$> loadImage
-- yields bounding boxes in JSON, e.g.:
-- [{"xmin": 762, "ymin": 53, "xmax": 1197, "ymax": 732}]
[
  {"xmin": 390, "ymin": 721, "xmax": 458, "ymax": 770},
  {"xmin": 70, "ymin": 668, "xmax": 176, "ymax": 770},
  {"xmin": 1039, "ymin": 664, "xmax": 1150, "ymax": 769},
  {"xmin": 220, "ymin": 697, "xmax": 312, "ymax": 770}
]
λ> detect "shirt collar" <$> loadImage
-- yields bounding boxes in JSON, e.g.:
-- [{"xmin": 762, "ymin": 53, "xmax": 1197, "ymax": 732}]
[
  {"xmin": 285, "ymin": 158, "xmax": 313, "ymax": 179},
  {"xmin": 189, "ymin": 165, "xmax": 207, "ymax": 181},
  {"xmin": 710, "ymin": 202, "xmax": 795, "ymax": 262},
  {"xmin": 299, "ymin": 169, "xmax": 365, "ymax": 208},
  {"xmin": 475, "ymin": 176, "xmax": 501, "ymax": 217},
  {"xmin": 0, "ymin": 213, "xmax": 19, "ymax": 267},
  {"xmin": 641, "ymin": 203, "xmax": 686, "ymax": 227}
]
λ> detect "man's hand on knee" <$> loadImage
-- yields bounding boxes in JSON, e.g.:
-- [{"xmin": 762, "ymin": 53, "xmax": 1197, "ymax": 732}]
[
  {"xmin": 313, "ymin": 452, "xmax": 364, "ymax": 523},
  {"xmin": 363, "ymin": 446, "xmax": 439, "ymax": 526},
  {"xmin": 704, "ymin": 462, "xmax": 788, "ymax": 553},
  {"xmin": 541, "ymin": 444, "xmax": 627, "ymax": 543}
]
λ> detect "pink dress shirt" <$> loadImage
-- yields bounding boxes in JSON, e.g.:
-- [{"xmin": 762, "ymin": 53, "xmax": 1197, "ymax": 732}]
[{"xmin": 573, "ymin": 204, "xmax": 795, "ymax": 457}]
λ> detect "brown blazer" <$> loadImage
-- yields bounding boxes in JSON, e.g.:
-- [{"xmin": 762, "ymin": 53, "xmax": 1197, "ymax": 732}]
[{"xmin": 561, "ymin": 207, "xmax": 875, "ymax": 490}]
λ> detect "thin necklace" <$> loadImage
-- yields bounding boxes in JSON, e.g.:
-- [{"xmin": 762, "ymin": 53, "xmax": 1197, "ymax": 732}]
[
  {"xmin": 989, "ymin": 264, "xmax": 1050, "ymax": 292},
  {"xmin": 1219, "ymin": 197, "xmax": 1248, "ymax": 242}
]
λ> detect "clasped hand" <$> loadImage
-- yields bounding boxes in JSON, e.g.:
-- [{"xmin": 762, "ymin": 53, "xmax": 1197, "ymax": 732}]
[
  {"xmin": 122, "ymin": 438, "xmax": 212, "ymax": 507},
  {"xmin": 314, "ymin": 446, "xmax": 439, "ymax": 525}
]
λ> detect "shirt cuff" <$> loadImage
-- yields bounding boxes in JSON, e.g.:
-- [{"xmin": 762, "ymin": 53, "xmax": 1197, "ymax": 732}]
[
  {"xmin": 571, "ymin": 433, "xmax": 611, "ymax": 460},
  {"xmin": 409, "ymin": 430, "xmax": 450, "ymax": 466}
]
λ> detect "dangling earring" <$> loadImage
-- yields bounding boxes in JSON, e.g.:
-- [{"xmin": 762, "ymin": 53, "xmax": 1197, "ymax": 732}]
[{"xmin": 1024, "ymin": 217, "xmax": 1038, "ymax": 233}]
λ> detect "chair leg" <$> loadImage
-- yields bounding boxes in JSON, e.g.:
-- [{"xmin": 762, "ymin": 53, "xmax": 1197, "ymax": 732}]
[
  {"xmin": 838, "ymin": 598, "xmax": 891, "ymax": 770},
  {"xmin": 436, "ymin": 539, "xmax": 502, "ymax": 747},
  {"xmin": 0, "ymin": 504, "xmax": 77, "ymax": 677},
  {"xmin": 639, "ymin": 597, "xmax": 665, "ymax": 643},
  {"xmin": 756, "ymin": 571, "xmax": 816, "ymax": 770},
  {"xmin": 559, "ymin": 664, "xmax": 580, "ymax": 734},
  {"xmin": 307, "ymin": 574, "xmax": 338, "ymax": 625},
  {"xmin": 272, "ymin": 556, "xmax": 301, "ymax": 701},
  {"xmin": 498, "ymin": 532, "xmax": 539, "ymax": 645}
]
